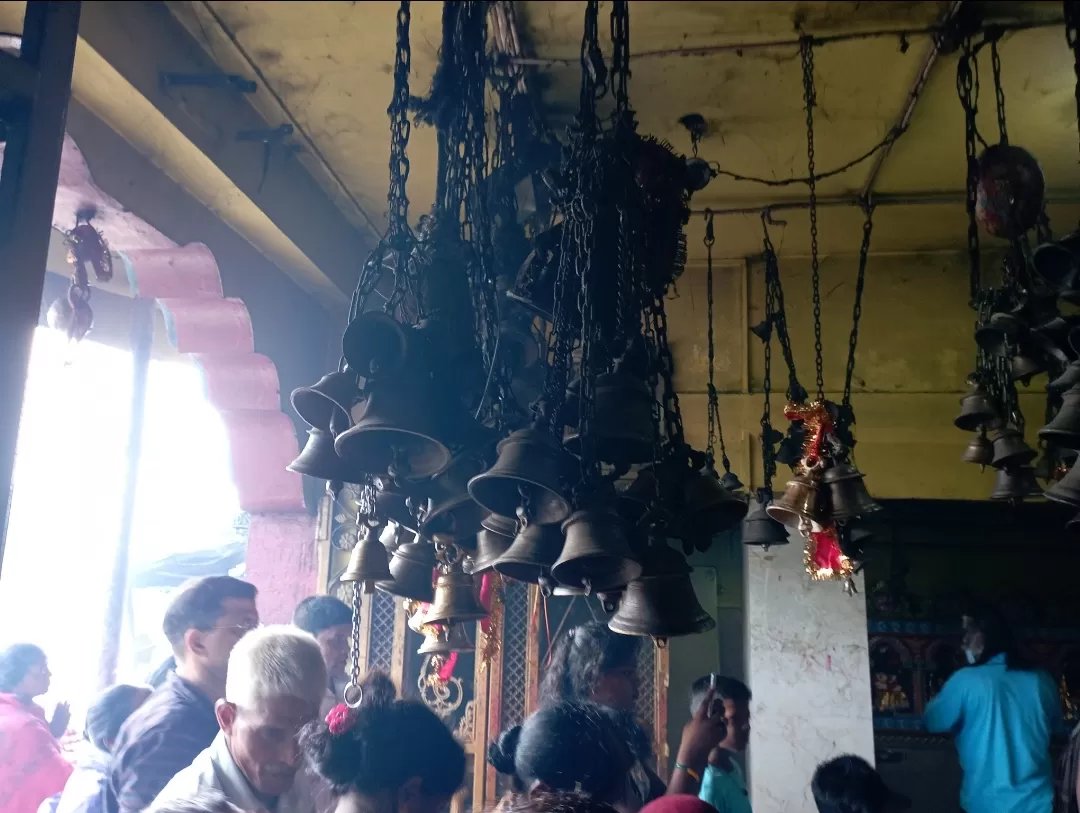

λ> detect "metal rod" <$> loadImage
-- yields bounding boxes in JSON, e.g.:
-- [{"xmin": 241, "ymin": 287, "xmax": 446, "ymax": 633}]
[
  {"xmin": 0, "ymin": 1, "xmax": 81, "ymax": 576},
  {"xmin": 692, "ymin": 191, "xmax": 1080, "ymax": 218}
]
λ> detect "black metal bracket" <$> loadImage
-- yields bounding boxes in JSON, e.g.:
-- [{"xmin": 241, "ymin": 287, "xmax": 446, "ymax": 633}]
[
  {"xmin": 159, "ymin": 71, "xmax": 257, "ymax": 94},
  {"xmin": 236, "ymin": 124, "xmax": 296, "ymax": 192}
]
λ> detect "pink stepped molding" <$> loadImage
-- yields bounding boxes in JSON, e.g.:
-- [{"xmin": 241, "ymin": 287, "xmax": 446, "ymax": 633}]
[{"xmin": 44, "ymin": 133, "xmax": 314, "ymax": 621}]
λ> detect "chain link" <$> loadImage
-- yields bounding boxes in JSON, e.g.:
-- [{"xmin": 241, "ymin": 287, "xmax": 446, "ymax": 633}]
[
  {"xmin": 388, "ymin": 1, "xmax": 413, "ymax": 236},
  {"xmin": 800, "ymin": 38, "xmax": 824, "ymax": 401},
  {"xmin": 760, "ymin": 232, "xmax": 777, "ymax": 493},
  {"xmin": 957, "ymin": 37, "xmax": 982, "ymax": 303},
  {"xmin": 349, "ymin": 583, "xmax": 363, "ymax": 686},
  {"xmin": 842, "ymin": 204, "xmax": 874, "ymax": 412},
  {"xmin": 762, "ymin": 220, "xmax": 804, "ymax": 402},
  {"xmin": 704, "ymin": 211, "xmax": 730, "ymax": 473},
  {"xmin": 988, "ymin": 34, "xmax": 1009, "ymax": 145}
]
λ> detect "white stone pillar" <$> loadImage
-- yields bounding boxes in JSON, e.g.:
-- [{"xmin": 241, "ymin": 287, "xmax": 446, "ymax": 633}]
[{"xmin": 744, "ymin": 533, "xmax": 875, "ymax": 812}]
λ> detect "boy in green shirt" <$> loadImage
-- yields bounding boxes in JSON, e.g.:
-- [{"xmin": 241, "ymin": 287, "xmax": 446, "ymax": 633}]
[{"xmin": 688, "ymin": 674, "xmax": 752, "ymax": 813}]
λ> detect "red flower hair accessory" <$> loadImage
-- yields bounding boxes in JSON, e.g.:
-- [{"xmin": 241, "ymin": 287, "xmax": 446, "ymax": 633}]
[{"xmin": 325, "ymin": 703, "xmax": 355, "ymax": 736}]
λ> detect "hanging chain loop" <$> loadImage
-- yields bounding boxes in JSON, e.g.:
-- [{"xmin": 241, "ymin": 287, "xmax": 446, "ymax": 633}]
[
  {"xmin": 704, "ymin": 211, "xmax": 730, "ymax": 473},
  {"xmin": 987, "ymin": 30, "xmax": 1009, "ymax": 145},
  {"xmin": 800, "ymin": 37, "xmax": 824, "ymax": 402}
]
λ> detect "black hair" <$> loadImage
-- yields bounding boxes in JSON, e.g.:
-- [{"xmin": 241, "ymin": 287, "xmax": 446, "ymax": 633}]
[
  {"xmin": 146, "ymin": 656, "xmax": 177, "ymax": 688},
  {"xmin": 688, "ymin": 674, "xmax": 751, "ymax": 715},
  {"xmin": 964, "ymin": 604, "xmax": 1031, "ymax": 671},
  {"xmin": 539, "ymin": 622, "xmax": 640, "ymax": 706},
  {"xmin": 302, "ymin": 671, "xmax": 465, "ymax": 798},
  {"xmin": 162, "ymin": 576, "xmax": 257, "ymax": 655},
  {"xmin": 488, "ymin": 701, "xmax": 635, "ymax": 805},
  {"xmin": 85, "ymin": 683, "xmax": 147, "ymax": 752},
  {"xmin": 505, "ymin": 791, "xmax": 619, "ymax": 813},
  {"xmin": 811, "ymin": 755, "xmax": 890, "ymax": 813},
  {"xmin": 0, "ymin": 643, "xmax": 46, "ymax": 693},
  {"xmin": 294, "ymin": 595, "xmax": 352, "ymax": 636}
]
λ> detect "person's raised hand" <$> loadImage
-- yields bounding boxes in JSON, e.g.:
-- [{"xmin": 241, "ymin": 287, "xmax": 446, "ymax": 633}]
[
  {"xmin": 676, "ymin": 687, "xmax": 727, "ymax": 771},
  {"xmin": 49, "ymin": 701, "xmax": 71, "ymax": 738}
]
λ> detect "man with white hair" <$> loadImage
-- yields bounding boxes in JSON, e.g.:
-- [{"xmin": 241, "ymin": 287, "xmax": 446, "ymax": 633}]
[{"xmin": 148, "ymin": 625, "xmax": 328, "ymax": 813}]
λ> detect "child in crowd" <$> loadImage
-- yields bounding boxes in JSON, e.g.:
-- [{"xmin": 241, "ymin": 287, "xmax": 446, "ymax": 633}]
[{"xmin": 811, "ymin": 755, "xmax": 909, "ymax": 813}]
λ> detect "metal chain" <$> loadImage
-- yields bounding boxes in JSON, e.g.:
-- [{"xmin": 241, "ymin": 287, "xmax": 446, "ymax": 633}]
[
  {"xmin": 762, "ymin": 219, "xmax": 804, "ymax": 402},
  {"xmin": 349, "ymin": 583, "xmax": 363, "ymax": 686},
  {"xmin": 1067, "ymin": 1, "xmax": 1080, "ymax": 158},
  {"xmin": 801, "ymin": 38, "xmax": 823, "ymax": 402},
  {"xmin": 610, "ymin": 0, "xmax": 631, "ymax": 118},
  {"xmin": 842, "ymin": 203, "xmax": 875, "ymax": 412},
  {"xmin": 760, "ymin": 247, "xmax": 777, "ymax": 493},
  {"xmin": 704, "ymin": 211, "xmax": 729, "ymax": 472},
  {"xmin": 957, "ymin": 37, "xmax": 982, "ymax": 303},
  {"xmin": 989, "ymin": 33, "xmax": 1009, "ymax": 145},
  {"xmin": 388, "ymin": 1, "xmax": 413, "ymax": 237}
]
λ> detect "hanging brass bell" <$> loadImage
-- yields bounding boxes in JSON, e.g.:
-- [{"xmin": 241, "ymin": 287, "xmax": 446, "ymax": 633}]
[
  {"xmin": 425, "ymin": 562, "xmax": 488, "ymax": 625},
  {"xmin": 740, "ymin": 491, "xmax": 790, "ymax": 548},
  {"xmin": 954, "ymin": 379, "xmax": 999, "ymax": 431},
  {"xmin": 379, "ymin": 522, "xmax": 413, "ymax": 555},
  {"xmin": 720, "ymin": 471, "xmax": 745, "ymax": 493},
  {"xmin": 563, "ymin": 371, "xmax": 657, "ymax": 466},
  {"xmin": 617, "ymin": 470, "xmax": 656, "ymax": 528},
  {"xmin": 288, "ymin": 428, "xmax": 355, "ymax": 482},
  {"xmin": 341, "ymin": 311, "xmax": 409, "ymax": 378},
  {"xmin": 1011, "ymin": 353, "xmax": 1044, "ymax": 385},
  {"xmin": 493, "ymin": 522, "xmax": 565, "ymax": 584},
  {"xmin": 1040, "ymin": 383, "xmax": 1080, "ymax": 451},
  {"xmin": 376, "ymin": 540, "xmax": 436, "ymax": 603},
  {"xmin": 961, "ymin": 430, "xmax": 994, "ymax": 467},
  {"xmin": 989, "ymin": 466, "xmax": 1043, "ymax": 502},
  {"xmin": 340, "ymin": 525, "xmax": 394, "ymax": 592},
  {"xmin": 468, "ymin": 427, "xmax": 571, "ymax": 526},
  {"xmin": 608, "ymin": 543, "xmax": 715, "ymax": 643},
  {"xmin": 469, "ymin": 514, "xmax": 517, "ymax": 574},
  {"xmin": 417, "ymin": 623, "xmax": 475, "ymax": 655},
  {"xmin": 822, "ymin": 462, "xmax": 881, "ymax": 521},
  {"xmin": 1046, "ymin": 458, "xmax": 1080, "ymax": 507},
  {"xmin": 291, "ymin": 372, "xmax": 358, "ymax": 432},
  {"xmin": 674, "ymin": 466, "xmax": 749, "ymax": 541},
  {"xmin": 373, "ymin": 475, "xmax": 423, "ymax": 531},
  {"xmin": 334, "ymin": 374, "xmax": 452, "ymax": 480},
  {"xmin": 1049, "ymin": 360, "xmax": 1080, "ymax": 395},
  {"xmin": 420, "ymin": 452, "xmax": 488, "ymax": 542},
  {"xmin": 990, "ymin": 426, "xmax": 1038, "ymax": 468},
  {"xmin": 974, "ymin": 319, "xmax": 1016, "ymax": 358},
  {"xmin": 766, "ymin": 473, "xmax": 822, "ymax": 528},
  {"xmin": 551, "ymin": 507, "xmax": 642, "ymax": 592}
]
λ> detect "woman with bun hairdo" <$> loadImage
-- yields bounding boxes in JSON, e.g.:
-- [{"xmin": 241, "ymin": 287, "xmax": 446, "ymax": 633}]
[{"xmin": 301, "ymin": 671, "xmax": 465, "ymax": 813}]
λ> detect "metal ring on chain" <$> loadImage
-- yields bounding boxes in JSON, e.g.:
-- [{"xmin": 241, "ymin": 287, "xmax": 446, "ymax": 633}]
[{"xmin": 343, "ymin": 681, "xmax": 365, "ymax": 709}]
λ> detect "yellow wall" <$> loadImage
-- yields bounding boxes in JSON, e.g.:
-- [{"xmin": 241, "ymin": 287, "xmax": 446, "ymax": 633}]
[{"xmin": 666, "ymin": 251, "xmax": 1046, "ymax": 500}]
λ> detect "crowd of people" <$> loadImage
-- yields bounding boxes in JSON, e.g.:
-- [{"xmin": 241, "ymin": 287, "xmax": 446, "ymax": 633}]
[{"xmin": 0, "ymin": 576, "xmax": 1068, "ymax": 813}]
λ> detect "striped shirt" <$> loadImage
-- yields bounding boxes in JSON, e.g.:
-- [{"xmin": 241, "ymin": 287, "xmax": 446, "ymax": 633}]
[{"xmin": 102, "ymin": 674, "xmax": 219, "ymax": 813}]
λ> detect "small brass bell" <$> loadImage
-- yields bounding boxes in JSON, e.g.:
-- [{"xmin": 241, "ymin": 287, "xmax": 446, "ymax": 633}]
[
  {"xmin": 1049, "ymin": 360, "xmax": 1080, "ymax": 395},
  {"xmin": 1011, "ymin": 354, "xmax": 1044, "ymax": 385},
  {"xmin": 990, "ymin": 427, "xmax": 1038, "ymax": 469},
  {"xmin": 822, "ymin": 462, "xmax": 881, "ymax": 521},
  {"xmin": 675, "ymin": 466, "xmax": 749, "ymax": 541},
  {"xmin": 720, "ymin": 471, "xmax": 745, "ymax": 493},
  {"xmin": 379, "ymin": 522, "xmax": 413, "ymax": 555},
  {"xmin": 373, "ymin": 476, "xmax": 422, "ymax": 532},
  {"xmin": 740, "ymin": 491, "xmax": 790, "ymax": 548},
  {"xmin": 1046, "ymin": 458, "xmax": 1080, "ymax": 507},
  {"xmin": 775, "ymin": 425, "xmax": 806, "ymax": 467},
  {"xmin": 417, "ymin": 623, "xmax": 475, "ymax": 655},
  {"xmin": 291, "ymin": 372, "xmax": 357, "ymax": 432},
  {"xmin": 425, "ymin": 562, "xmax": 488, "ymax": 625},
  {"xmin": 468, "ymin": 427, "xmax": 571, "ymax": 526},
  {"xmin": 340, "ymin": 525, "xmax": 394, "ymax": 592},
  {"xmin": 961, "ymin": 431, "xmax": 994, "ymax": 467},
  {"xmin": 973, "ymin": 321, "xmax": 1014, "ymax": 358},
  {"xmin": 563, "ymin": 369, "xmax": 657, "ymax": 465},
  {"xmin": 469, "ymin": 514, "xmax": 517, "ymax": 574},
  {"xmin": 551, "ymin": 507, "xmax": 642, "ymax": 592},
  {"xmin": 341, "ymin": 311, "xmax": 409, "ymax": 378},
  {"xmin": 954, "ymin": 379, "xmax": 999, "ymax": 431},
  {"xmin": 989, "ymin": 466, "xmax": 1043, "ymax": 502},
  {"xmin": 335, "ymin": 374, "xmax": 452, "ymax": 480},
  {"xmin": 1039, "ymin": 383, "xmax": 1080, "ymax": 451},
  {"xmin": 420, "ymin": 453, "xmax": 488, "ymax": 542},
  {"xmin": 766, "ymin": 473, "xmax": 822, "ymax": 528},
  {"xmin": 493, "ymin": 522, "xmax": 565, "ymax": 584},
  {"xmin": 288, "ymin": 429, "xmax": 355, "ymax": 482},
  {"xmin": 376, "ymin": 540, "xmax": 436, "ymax": 603},
  {"xmin": 608, "ymin": 543, "xmax": 715, "ymax": 643}
]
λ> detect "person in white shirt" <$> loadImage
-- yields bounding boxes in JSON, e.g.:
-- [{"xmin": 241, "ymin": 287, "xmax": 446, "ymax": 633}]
[{"xmin": 149, "ymin": 625, "xmax": 328, "ymax": 813}]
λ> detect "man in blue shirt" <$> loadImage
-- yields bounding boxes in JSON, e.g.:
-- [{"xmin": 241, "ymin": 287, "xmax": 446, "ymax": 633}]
[
  {"xmin": 924, "ymin": 608, "xmax": 1061, "ymax": 813},
  {"xmin": 688, "ymin": 674, "xmax": 752, "ymax": 813}
]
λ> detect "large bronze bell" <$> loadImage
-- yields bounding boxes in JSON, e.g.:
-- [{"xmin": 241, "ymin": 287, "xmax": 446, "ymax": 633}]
[
  {"xmin": 1046, "ymin": 458, "xmax": 1080, "ymax": 507},
  {"xmin": 341, "ymin": 312, "xmax": 409, "ymax": 378},
  {"xmin": 417, "ymin": 623, "xmax": 474, "ymax": 655},
  {"xmin": 340, "ymin": 525, "xmax": 393, "ymax": 592},
  {"xmin": 961, "ymin": 430, "xmax": 994, "ymax": 467},
  {"xmin": 291, "ymin": 372, "xmax": 357, "ymax": 432},
  {"xmin": 335, "ymin": 374, "xmax": 451, "ymax": 480},
  {"xmin": 990, "ymin": 426, "xmax": 1038, "ymax": 468},
  {"xmin": 551, "ymin": 507, "xmax": 642, "ymax": 592},
  {"xmin": 420, "ymin": 453, "xmax": 488, "ymax": 542},
  {"xmin": 376, "ymin": 540, "xmax": 436, "ymax": 602},
  {"xmin": 822, "ymin": 462, "xmax": 881, "ymax": 521},
  {"xmin": 468, "ymin": 427, "xmax": 571, "ymax": 526},
  {"xmin": 608, "ymin": 543, "xmax": 715, "ymax": 643},
  {"xmin": 1040, "ymin": 383, "xmax": 1080, "ymax": 451},
  {"xmin": 425, "ymin": 562, "xmax": 488, "ymax": 625},
  {"xmin": 469, "ymin": 514, "xmax": 517, "ymax": 574},
  {"xmin": 493, "ymin": 522, "xmax": 565, "ymax": 584},
  {"xmin": 563, "ymin": 371, "xmax": 657, "ymax": 466},
  {"xmin": 989, "ymin": 466, "xmax": 1043, "ymax": 502},
  {"xmin": 741, "ymin": 491, "xmax": 790, "ymax": 548},
  {"xmin": 675, "ymin": 466, "xmax": 749, "ymax": 541},
  {"xmin": 954, "ymin": 380, "xmax": 999, "ymax": 431},
  {"xmin": 288, "ymin": 429, "xmax": 355, "ymax": 482},
  {"xmin": 766, "ymin": 473, "xmax": 822, "ymax": 528}
]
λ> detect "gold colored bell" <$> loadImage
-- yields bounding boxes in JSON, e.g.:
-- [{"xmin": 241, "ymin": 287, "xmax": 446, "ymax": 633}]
[
  {"xmin": 740, "ymin": 492, "xmax": 790, "ymax": 548},
  {"xmin": 420, "ymin": 452, "xmax": 488, "ymax": 542},
  {"xmin": 379, "ymin": 522, "xmax": 414, "ymax": 554},
  {"xmin": 341, "ymin": 311, "xmax": 408, "ymax": 378},
  {"xmin": 288, "ymin": 429, "xmax": 356, "ymax": 482},
  {"xmin": 1046, "ymin": 458, "xmax": 1080, "ymax": 507},
  {"xmin": 425, "ymin": 562, "xmax": 488, "ymax": 625},
  {"xmin": 563, "ymin": 371, "xmax": 657, "ymax": 466},
  {"xmin": 468, "ymin": 427, "xmax": 571, "ymax": 526},
  {"xmin": 493, "ymin": 522, "xmax": 565, "ymax": 584},
  {"xmin": 608, "ymin": 543, "xmax": 715, "ymax": 643},
  {"xmin": 961, "ymin": 431, "xmax": 994, "ymax": 467},
  {"xmin": 340, "ymin": 525, "xmax": 393, "ymax": 592},
  {"xmin": 990, "ymin": 466, "xmax": 1043, "ymax": 502},
  {"xmin": 766, "ymin": 473, "xmax": 822, "ymax": 528},
  {"xmin": 990, "ymin": 427, "xmax": 1038, "ymax": 468},
  {"xmin": 417, "ymin": 623, "xmax": 475, "ymax": 655},
  {"xmin": 469, "ymin": 514, "xmax": 517, "ymax": 574},
  {"xmin": 376, "ymin": 540, "xmax": 436, "ymax": 602},
  {"xmin": 1040, "ymin": 383, "xmax": 1080, "ymax": 452},
  {"xmin": 551, "ymin": 507, "xmax": 642, "ymax": 592},
  {"xmin": 954, "ymin": 380, "xmax": 999, "ymax": 431},
  {"xmin": 674, "ymin": 467, "xmax": 749, "ymax": 540},
  {"xmin": 334, "ymin": 374, "xmax": 451, "ymax": 480},
  {"xmin": 291, "ymin": 372, "xmax": 357, "ymax": 432},
  {"xmin": 822, "ymin": 462, "xmax": 881, "ymax": 521}
]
